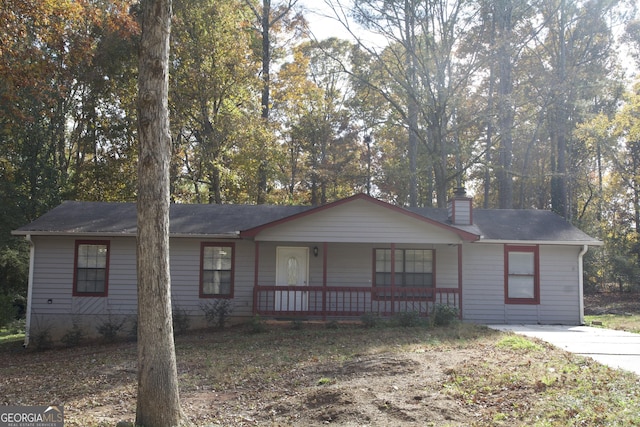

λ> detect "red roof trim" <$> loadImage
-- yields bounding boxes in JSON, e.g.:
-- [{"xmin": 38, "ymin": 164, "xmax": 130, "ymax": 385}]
[{"xmin": 240, "ymin": 193, "xmax": 480, "ymax": 241}]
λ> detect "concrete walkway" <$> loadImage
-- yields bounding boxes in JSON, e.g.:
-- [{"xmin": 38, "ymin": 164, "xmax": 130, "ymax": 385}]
[{"xmin": 488, "ymin": 324, "xmax": 640, "ymax": 376}]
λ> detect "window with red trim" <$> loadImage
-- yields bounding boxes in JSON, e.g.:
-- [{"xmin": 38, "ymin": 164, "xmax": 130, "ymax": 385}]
[
  {"xmin": 74, "ymin": 240, "xmax": 110, "ymax": 296},
  {"xmin": 200, "ymin": 243, "xmax": 234, "ymax": 298},
  {"xmin": 373, "ymin": 248, "xmax": 434, "ymax": 299},
  {"xmin": 504, "ymin": 245, "xmax": 539, "ymax": 304}
]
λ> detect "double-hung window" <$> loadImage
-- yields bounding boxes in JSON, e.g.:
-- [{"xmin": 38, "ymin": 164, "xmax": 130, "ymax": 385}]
[
  {"xmin": 504, "ymin": 245, "xmax": 540, "ymax": 304},
  {"xmin": 74, "ymin": 240, "xmax": 110, "ymax": 296},
  {"xmin": 374, "ymin": 248, "xmax": 434, "ymax": 299},
  {"xmin": 200, "ymin": 243, "xmax": 234, "ymax": 298}
]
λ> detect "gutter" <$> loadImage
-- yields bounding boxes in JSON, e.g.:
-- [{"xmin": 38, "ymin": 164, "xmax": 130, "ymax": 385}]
[
  {"xmin": 475, "ymin": 239, "xmax": 603, "ymax": 246},
  {"xmin": 578, "ymin": 244, "xmax": 589, "ymax": 325},
  {"xmin": 12, "ymin": 231, "xmax": 241, "ymax": 239},
  {"xmin": 23, "ymin": 235, "xmax": 35, "ymax": 348}
]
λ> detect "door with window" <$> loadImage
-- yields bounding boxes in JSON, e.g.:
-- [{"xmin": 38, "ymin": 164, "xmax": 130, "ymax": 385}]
[{"xmin": 275, "ymin": 247, "xmax": 309, "ymax": 311}]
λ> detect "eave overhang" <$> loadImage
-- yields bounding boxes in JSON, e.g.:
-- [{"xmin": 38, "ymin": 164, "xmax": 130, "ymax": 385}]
[
  {"xmin": 476, "ymin": 238, "xmax": 604, "ymax": 246},
  {"xmin": 11, "ymin": 230, "xmax": 241, "ymax": 239}
]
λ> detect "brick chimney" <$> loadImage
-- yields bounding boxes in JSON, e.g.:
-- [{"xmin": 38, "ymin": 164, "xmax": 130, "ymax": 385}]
[{"xmin": 447, "ymin": 187, "xmax": 473, "ymax": 225}]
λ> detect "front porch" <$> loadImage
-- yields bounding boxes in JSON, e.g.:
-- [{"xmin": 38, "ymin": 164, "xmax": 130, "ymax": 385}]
[{"xmin": 252, "ymin": 285, "xmax": 461, "ymax": 319}]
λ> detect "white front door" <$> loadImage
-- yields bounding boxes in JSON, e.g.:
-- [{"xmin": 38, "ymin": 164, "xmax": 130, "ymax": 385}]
[{"xmin": 275, "ymin": 246, "xmax": 309, "ymax": 311}]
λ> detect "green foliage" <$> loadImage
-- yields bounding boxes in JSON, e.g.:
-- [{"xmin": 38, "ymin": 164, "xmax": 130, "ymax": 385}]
[
  {"xmin": 127, "ymin": 316, "xmax": 138, "ymax": 341},
  {"xmin": 290, "ymin": 319, "xmax": 304, "ymax": 330},
  {"xmin": 172, "ymin": 306, "xmax": 191, "ymax": 335},
  {"xmin": 7, "ymin": 318, "xmax": 25, "ymax": 335},
  {"xmin": 395, "ymin": 311, "xmax": 422, "ymax": 327},
  {"xmin": 0, "ymin": 245, "xmax": 29, "ymax": 327},
  {"xmin": 247, "ymin": 315, "xmax": 267, "ymax": 334},
  {"xmin": 96, "ymin": 315, "xmax": 126, "ymax": 342},
  {"xmin": 30, "ymin": 326, "xmax": 53, "ymax": 351},
  {"xmin": 0, "ymin": 245, "xmax": 28, "ymax": 296},
  {"xmin": 61, "ymin": 320, "xmax": 85, "ymax": 347},
  {"xmin": 0, "ymin": 294, "xmax": 16, "ymax": 328},
  {"xmin": 325, "ymin": 320, "xmax": 339, "ymax": 330},
  {"xmin": 200, "ymin": 300, "xmax": 233, "ymax": 329},
  {"xmin": 360, "ymin": 312, "xmax": 382, "ymax": 328},
  {"xmin": 432, "ymin": 304, "xmax": 459, "ymax": 327},
  {"xmin": 0, "ymin": 320, "xmax": 24, "ymax": 345}
]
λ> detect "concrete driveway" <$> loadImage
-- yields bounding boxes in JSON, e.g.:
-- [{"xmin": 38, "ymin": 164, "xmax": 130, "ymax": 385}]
[{"xmin": 488, "ymin": 324, "xmax": 640, "ymax": 376}]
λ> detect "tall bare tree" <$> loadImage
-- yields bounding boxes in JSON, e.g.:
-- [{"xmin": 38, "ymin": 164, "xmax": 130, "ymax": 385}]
[
  {"xmin": 244, "ymin": 0, "xmax": 302, "ymax": 203},
  {"xmin": 338, "ymin": 0, "xmax": 484, "ymax": 207},
  {"xmin": 136, "ymin": 0, "xmax": 182, "ymax": 426}
]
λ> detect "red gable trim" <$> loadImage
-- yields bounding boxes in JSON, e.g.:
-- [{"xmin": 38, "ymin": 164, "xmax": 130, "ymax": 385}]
[{"xmin": 239, "ymin": 193, "xmax": 480, "ymax": 241}]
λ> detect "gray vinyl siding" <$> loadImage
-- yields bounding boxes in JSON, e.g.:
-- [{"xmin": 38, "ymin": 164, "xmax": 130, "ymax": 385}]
[
  {"xmin": 462, "ymin": 244, "xmax": 582, "ymax": 324},
  {"xmin": 434, "ymin": 244, "xmax": 459, "ymax": 288},
  {"xmin": 27, "ymin": 234, "xmax": 583, "ymax": 338},
  {"xmin": 326, "ymin": 244, "xmax": 374, "ymax": 287},
  {"xmin": 169, "ymin": 238, "xmax": 201, "ymax": 312},
  {"xmin": 31, "ymin": 237, "xmax": 75, "ymax": 319},
  {"xmin": 30, "ymin": 236, "xmax": 138, "ymax": 334},
  {"xmin": 169, "ymin": 239, "xmax": 257, "ymax": 317},
  {"xmin": 255, "ymin": 199, "xmax": 462, "ymax": 244},
  {"xmin": 538, "ymin": 245, "xmax": 582, "ymax": 324},
  {"xmin": 102, "ymin": 238, "xmax": 137, "ymax": 313},
  {"xmin": 29, "ymin": 236, "xmax": 258, "ymax": 336},
  {"xmin": 460, "ymin": 244, "xmax": 505, "ymax": 323}
]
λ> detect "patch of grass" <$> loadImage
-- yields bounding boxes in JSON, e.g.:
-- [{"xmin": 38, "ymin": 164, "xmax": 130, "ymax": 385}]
[
  {"xmin": 317, "ymin": 377, "xmax": 333, "ymax": 385},
  {"xmin": 0, "ymin": 319, "xmax": 25, "ymax": 347},
  {"xmin": 496, "ymin": 334, "xmax": 543, "ymax": 351},
  {"xmin": 585, "ymin": 314, "xmax": 640, "ymax": 333},
  {"xmin": 0, "ymin": 328, "xmax": 24, "ymax": 345},
  {"xmin": 443, "ymin": 337, "xmax": 640, "ymax": 426}
]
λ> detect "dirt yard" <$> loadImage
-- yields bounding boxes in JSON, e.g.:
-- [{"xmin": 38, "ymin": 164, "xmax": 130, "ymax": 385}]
[
  {"xmin": 2, "ymin": 324, "xmax": 492, "ymax": 426},
  {"xmin": 1, "ymin": 296, "xmax": 639, "ymax": 427}
]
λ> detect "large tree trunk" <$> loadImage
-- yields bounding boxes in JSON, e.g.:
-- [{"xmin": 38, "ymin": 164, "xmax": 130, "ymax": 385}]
[
  {"xmin": 136, "ymin": 0, "xmax": 182, "ymax": 426},
  {"xmin": 550, "ymin": 0, "xmax": 568, "ymax": 219},
  {"xmin": 496, "ymin": 0, "xmax": 514, "ymax": 209},
  {"xmin": 405, "ymin": 0, "xmax": 418, "ymax": 207},
  {"xmin": 256, "ymin": 0, "xmax": 272, "ymax": 204}
]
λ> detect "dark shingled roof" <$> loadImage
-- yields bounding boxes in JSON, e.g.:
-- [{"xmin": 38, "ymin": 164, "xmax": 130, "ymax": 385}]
[
  {"xmin": 13, "ymin": 201, "xmax": 312, "ymax": 236},
  {"xmin": 13, "ymin": 199, "xmax": 601, "ymax": 244}
]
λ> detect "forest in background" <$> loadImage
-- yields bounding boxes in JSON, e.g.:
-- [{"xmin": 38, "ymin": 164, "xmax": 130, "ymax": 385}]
[{"xmin": 1, "ymin": 0, "xmax": 640, "ymax": 325}]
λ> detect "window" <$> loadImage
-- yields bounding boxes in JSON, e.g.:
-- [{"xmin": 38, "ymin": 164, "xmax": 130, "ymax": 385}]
[
  {"xmin": 200, "ymin": 243, "xmax": 234, "ymax": 298},
  {"xmin": 374, "ymin": 248, "xmax": 434, "ymax": 299},
  {"xmin": 505, "ymin": 245, "xmax": 539, "ymax": 304},
  {"xmin": 74, "ymin": 240, "xmax": 110, "ymax": 296}
]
